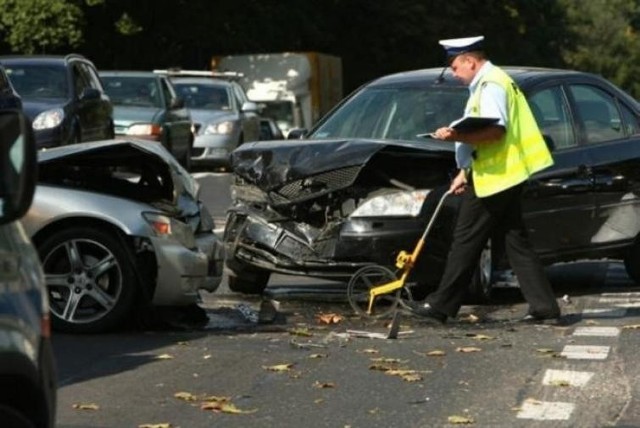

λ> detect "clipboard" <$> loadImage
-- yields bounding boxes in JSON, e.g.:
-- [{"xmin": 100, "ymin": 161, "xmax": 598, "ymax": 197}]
[{"xmin": 449, "ymin": 116, "xmax": 500, "ymax": 131}]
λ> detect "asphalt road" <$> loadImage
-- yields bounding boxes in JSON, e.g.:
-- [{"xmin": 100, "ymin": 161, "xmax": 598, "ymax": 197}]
[{"xmin": 51, "ymin": 172, "xmax": 640, "ymax": 427}]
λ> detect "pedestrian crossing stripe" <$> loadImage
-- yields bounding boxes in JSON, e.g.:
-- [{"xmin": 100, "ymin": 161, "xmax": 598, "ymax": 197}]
[
  {"xmin": 516, "ymin": 399, "xmax": 574, "ymax": 420},
  {"xmin": 542, "ymin": 369, "xmax": 594, "ymax": 387},
  {"xmin": 560, "ymin": 345, "xmax": 610, "ymax": 360},
  {"xmin": 582, "ymin": 308, "xmax": 627, "ymax": 318},
  {"xmin": 572, "ymin": 326, "xmax": 620, "ymax": 337}
]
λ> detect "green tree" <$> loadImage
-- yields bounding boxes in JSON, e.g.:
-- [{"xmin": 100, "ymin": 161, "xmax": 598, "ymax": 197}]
[{"xmin": 0, "ymin": 0, "xmax": 84, "ymax": 54}]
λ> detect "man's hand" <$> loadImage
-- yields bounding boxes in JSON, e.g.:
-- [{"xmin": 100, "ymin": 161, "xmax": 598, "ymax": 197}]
[
  {"xmin": 433, "ymin": 126, "xmax": 458, "ymax": 141},
  {"xmin": 449, "ymin": 169, "xmax": 468, "ymax": 194}
]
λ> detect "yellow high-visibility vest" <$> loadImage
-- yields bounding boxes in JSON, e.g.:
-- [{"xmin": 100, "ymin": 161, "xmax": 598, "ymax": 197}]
[{"xmin": 467, "ymin": 66, "xmax": 554, "ymax": 197}]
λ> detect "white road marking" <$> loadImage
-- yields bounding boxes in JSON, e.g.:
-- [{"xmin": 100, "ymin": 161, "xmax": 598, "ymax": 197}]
[
  {"xmin": 516, "ymin": 399, "xmax": 574, "ymax": 420},
  {"xmin": 582, "ymin": 308, "xmax": 627, "ymax": 318},
  {"xmin": 542, "ymin": 369, "xmax": 594, "ymax": 387},
  {"xmin": 601, "ymin": 292, "xmax": 640, "ymax": 297},
  {"xmin": 572, "ymin": 326, "xmax": 620, "ymax": 337},
  {"xmin": 560, "ymin": 345, "xmax": 610, "ymax": 360}
]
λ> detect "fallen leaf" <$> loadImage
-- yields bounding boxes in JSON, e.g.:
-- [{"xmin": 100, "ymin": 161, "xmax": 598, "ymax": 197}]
[
  {"xmin": 263, "ymin": 363, "xmax": 294, "ymax": 372},
  {"xmin": 369, "ymin": 363, "xmax": 397, "ymax": 371},
  {"xmin": 315, "ymin": 398, "xmax": 325, "ymax": 404},
  {"xmin": 459, "ymin": 314, "xmax": 479, "ymax": 323},
  {"xmin": 201, "ymin": 401, "xmax": 257, "ymax": 414},
  {"xmin": 586, "ymin": 320, "xmax": 599, "ymax": 325},
  {"xmin": 200, "ymin": 395, "xmax": 231, "ymax": 402},
  {"xmin": 72, "ymin": 403, "xmax": 100, "ymax": 411},
  {"xmin": 357, "ymin": 348, "xmax": 379, "ymax": 354},
  {"xmin": 156, "ymin": 354, "xmax": 174, "ymax": 360},
  {"xmin": 173, "ymin": 392, "xmax": 198, "ymax": 401},
  {"xmin": 466, "ymin": 333, "xmax": 494, "ymax": 341},
  {"xmin": 426, "ymin": 350, "xmax": 446, "ymax": 357},
  {"xmin": 623, "ymin": 324, "xmax": 640, "ymax": 330},
  {"xmin": 456, "ymin": 347, "xmax": 481, "ymax": 353},
  {"xmin": 448, "ymin": 415, "xmax": 475, "ymax": 424},
  {"xmin": 370, "ymin": 357, "xmax": 406, "ymax": 364},
  {"xmin": 138, "ymin": 424, "xmax": 172, "ymax": 428},
  {"xmin": 549, "ymin": 380, "xmax": 571, "ymax": 387},
  {"xmin": 203, "ymin": 354, "xmax": 212, "ymax": 360},
  {"xmin": 313, "ymin": 381, "xmax": 336, "ymax": 388},
  {"xmin": 288, "ymin": 327, "xmax": 313, "ymax": 337},
  {"xmin": 309, "ymin": 353, "xmax": 328, "ymax": 359},
  {"xmin": 535, "ymin": 348, "xmax": 556, "ymax": 354},
  {"xmin": 316, "ymin": 312, "xmax": 343, "ymax": 324}
]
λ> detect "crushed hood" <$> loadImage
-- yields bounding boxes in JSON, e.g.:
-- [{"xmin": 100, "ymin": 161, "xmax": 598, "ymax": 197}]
[{"xmin": 231, "ymin": 137, "xmax": 453, "ymax": 191}]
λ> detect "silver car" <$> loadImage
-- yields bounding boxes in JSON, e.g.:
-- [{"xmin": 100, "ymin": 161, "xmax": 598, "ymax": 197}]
[
  {"xmin": 162, "ymin": 71, "xmax": 260, "ymax": 170},
  {"xmin": 22, "ymin": 139, "xmax": 224, "ymax": 333}
]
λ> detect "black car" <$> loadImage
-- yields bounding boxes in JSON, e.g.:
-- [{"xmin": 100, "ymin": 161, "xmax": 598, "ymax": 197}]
[
  {"xmin": 1, "ymin": 54, "xmax": 114, "ymax": 149},
  {"xmin": 0, "ymin": 64, "xmax": 57, "ymax": 427},
  {"xmin": 224, "ymin": 67, "xmax": 640, "ymax": 301}
]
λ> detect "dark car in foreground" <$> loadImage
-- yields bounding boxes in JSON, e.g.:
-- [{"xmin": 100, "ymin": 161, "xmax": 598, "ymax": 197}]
[
  {"xmin": 22, "ymin": 139, "xmax": 224, "ymax": 333},
  {"xmin": 0, "ymin": 65, "xmax": 56, "ymax": 427},
  {"xmin": 1, "ymin": 54, "xmax": 114, "ymax": 149},
  {"xmin": 224, "ymin": 66, "xmax": 640, "ymax": 301},
  {"xmin": 100, "ymin": 71, "xmax": 194, "ymax": 170}
]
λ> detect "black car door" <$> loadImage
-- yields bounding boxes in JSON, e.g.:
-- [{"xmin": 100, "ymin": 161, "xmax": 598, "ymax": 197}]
[{"xmin": 522, "ymin": 84, "xmax": 599, "ymax": 259}]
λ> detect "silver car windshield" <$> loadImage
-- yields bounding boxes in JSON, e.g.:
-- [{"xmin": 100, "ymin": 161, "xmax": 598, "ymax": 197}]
[{"xmin": 310, "ymin": 86, "xmax": 468, "ymax": 142}]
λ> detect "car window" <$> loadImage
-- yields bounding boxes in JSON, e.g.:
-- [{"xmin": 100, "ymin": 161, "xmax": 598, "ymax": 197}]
[
  {"xmin": 172, "ymin": 82, "xmax": 230, "ymax": 110},
  {"xmin": 5, "ymin": 64, "xmax": 68, "ymax": 99},
  {"xmin": 102, "ymin": 76, "xmax": 162, "ymax": 108},
  {"xmin": 569, "ymin": 85, "xmax": 624, "ymax": 144},
  {"xmin": 81, "ymin": 63, "xmax": 103, "ymax": 90},
  {"xmin": 528, "ymin": 86, "xmax": 576, "ymax": 150},
  {"xmin": 619, "ymin": 103, "xmax": 640, "ymax": 136},
  {"xmin": 311, "ymin": 86, "xmax": 467, "ymax": 141},
  {"xmin": 232, "ymin": 82, "xmax": 249, "ymax": 106}
]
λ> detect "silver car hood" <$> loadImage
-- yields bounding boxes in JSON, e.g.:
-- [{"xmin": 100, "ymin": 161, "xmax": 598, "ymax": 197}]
[{"xmin": 38, "ymin": 139, "xmax": 199, "ymax": 215}]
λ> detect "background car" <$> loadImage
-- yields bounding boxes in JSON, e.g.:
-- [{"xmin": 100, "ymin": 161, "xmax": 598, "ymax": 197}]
[
  {"xmin": 157, "ymin": 69, "xmax": 260, "ymax": 170},
  {"xmin": 225, "ymin": 66, "xmax": 640, "ymax": 302},
  {"xmin": 0, "ymin": 54, "xmax": 114, "ymax": 149},
  {"xmin": 0, "ymin": 65, "xmax": 57, "ymax": 427},
  {"xmin": 100, "ymin": 70, "xmax": 194, "ymax": 170},
  {"xmin": 22, "ymin": 139, "xmax": 225, "ymax": 333},
  {"xmin": 259, "ymin": 117, "xmax": 285, "ymax": 140}
]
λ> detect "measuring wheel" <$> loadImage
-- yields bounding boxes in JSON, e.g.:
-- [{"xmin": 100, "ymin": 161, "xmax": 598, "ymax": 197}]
[{"xmin": 347, "ymin": 265, "xmax": 399, "ymax": 318}]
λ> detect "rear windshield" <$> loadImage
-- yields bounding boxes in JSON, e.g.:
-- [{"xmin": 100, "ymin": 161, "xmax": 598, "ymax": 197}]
[
  {"xmin": 172, "ymin": 82, "xmax": 230, "ymax": 110},
  {"xmin": 102, "ymin": 76, "xmax": 163, "ymax": 108}
]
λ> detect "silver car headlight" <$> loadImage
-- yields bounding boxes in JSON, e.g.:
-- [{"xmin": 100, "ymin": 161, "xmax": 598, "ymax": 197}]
[
  {"xmin": 351, "ymin": 190, "xmax": 431, "ymax": 217},
  {"xmin": 32, "ymin": 108, "xmax": 64, "ymax": 130},
  {"xmin": 203, "ymin": 120, "xmax": 235, "ymax": 135},
  {"xmin": 142, "ymin": 212, "xmax": 196, "ymax": 249}
]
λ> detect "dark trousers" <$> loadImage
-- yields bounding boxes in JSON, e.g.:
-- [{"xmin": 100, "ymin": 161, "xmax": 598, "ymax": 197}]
[{"xmin": 426, "ymin": 182, "xmax": 560, "ymax": 318}]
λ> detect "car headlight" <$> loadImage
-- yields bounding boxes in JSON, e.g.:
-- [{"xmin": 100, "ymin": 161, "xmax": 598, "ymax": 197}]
[
  {"xmin": 142, "ymin": 212, "xmax": 196, "ymax": 248},
  {"xmin": 126, "ymin": 123, "xmax": 162, "ymax": 137},
  {"xmin": 32, "ymin": 108, "xmax": 64, "ymax": 130},
  {"xmin": 351, "ymin": 190, "xmax": 431, "ymax": 217},
  {"xmin": 204, "ymin": 120, "xmax": 234, "ymax": 135}
]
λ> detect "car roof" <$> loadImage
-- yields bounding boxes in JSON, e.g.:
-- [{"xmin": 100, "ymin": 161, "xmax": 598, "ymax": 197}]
[
  {"xmin": 100, "ymin": 70, "xmax": 162, "ymax": 78},
  {"xmin": 367, "ymin": 66, "xmax": 607, "ymax": 91},
  {"xmin": 0, "ymin": 54, "xmax": 89, "ymax": 66},
  {"xmin": 168, "ymin": 76, "xmax": 232, "ymax": 87}
]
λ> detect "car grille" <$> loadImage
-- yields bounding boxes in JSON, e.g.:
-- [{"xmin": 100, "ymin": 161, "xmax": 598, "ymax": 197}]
[{"xmin": 269, "ymin": 165, "xmax": 360, "ymax": 205}]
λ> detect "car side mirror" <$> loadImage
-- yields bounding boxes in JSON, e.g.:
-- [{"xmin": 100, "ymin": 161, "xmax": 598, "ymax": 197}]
[
  {"xmin": 0, "ymin": 112, "xmax": 37, "ymax": 225},
  {"xmin": 241, "ymin": 101, "xmax": 259, "ymax": 113},
  {"xmin": 170, "ymin": 97, "xmax": 185, "ymax": 109},
  {"xmin": 80, "ymin": 87, "xmax": 101, "ymax": 100},
  {"xmin": 287, "ymin": 128, "xmax": 307, "ymax": 139}
]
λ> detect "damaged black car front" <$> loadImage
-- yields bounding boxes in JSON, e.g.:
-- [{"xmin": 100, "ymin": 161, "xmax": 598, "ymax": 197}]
[{"xmin": 223, "ymin": 70, "xmax": 496, "ymax": 300}]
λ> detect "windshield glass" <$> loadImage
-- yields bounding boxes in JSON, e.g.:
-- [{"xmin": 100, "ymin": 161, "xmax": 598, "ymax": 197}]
[
  {"xmin": 310, "ymin": 86, "xmax": 468, "ymax": 142},
  {"xmin": 102, "ymin": 76, "xmax": 163, "ymax": 108},
  {"xmin": 5, "ymin": 64, "xmax": 68, "ymax": 99},
  {"xmin": 172, "ymin": 82, "xmax": 230, "ymax": 110}
]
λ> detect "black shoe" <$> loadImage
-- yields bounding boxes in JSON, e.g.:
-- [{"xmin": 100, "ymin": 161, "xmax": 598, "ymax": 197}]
[
  {"xmin": 517, "ymin": 313, "xmax": 561, "ymax": 325},
  {"xmin": 407, "ymin": 302, "xmax": 447, "ymax": 324}
]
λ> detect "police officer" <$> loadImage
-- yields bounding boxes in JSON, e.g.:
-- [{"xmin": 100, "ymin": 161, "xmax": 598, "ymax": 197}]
[{"xmin": 410, "ymin": 36, "xmax": 561, "ymax": 323}]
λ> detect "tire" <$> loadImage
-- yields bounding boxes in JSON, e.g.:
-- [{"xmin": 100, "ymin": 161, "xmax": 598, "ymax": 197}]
[
  {"xmin": 624, "ymin": 239, "xmax": 640, "ymax": 285},
  {"xmin": 0, "ymin": 404, "xmax": 36, "ymax": 428},
  {"xmin": 38, "ymin": 227, "xmax": 138, "ymax": 333},
  {"xmin": 228, "ymin": 270, "xmax": 270, "ymax": 294},
  {"xmin": 465, "ymin": 239, "xmax": 494, "ymax": 303}
]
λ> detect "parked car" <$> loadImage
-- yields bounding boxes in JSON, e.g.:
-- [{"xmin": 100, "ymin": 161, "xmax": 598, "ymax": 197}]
[
  {"xmin": 156, "ymin": 69, "xmax": 260, "ymax": 170},
  {"xmin": 224, "ymin": 66, "xmax": 640, "ymax": 301},
  {"xmin": 0, "ymin": 65, "xmax": 57, "ymax": 427},
  {"xmin": 21, "ymin": 139, "xmax": 225, "ymax": 333},
  {"xmin": 0, "ymin": 54, "xmax": 114, "ymax": 149},
  {"xmin": 100, "ymin": 71, "xmax": 194, "ymax": 170}
]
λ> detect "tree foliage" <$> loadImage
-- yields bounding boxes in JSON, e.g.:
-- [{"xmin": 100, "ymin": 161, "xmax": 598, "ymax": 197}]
[{"xmin": 0, "ymin": 0, "xmax": 639, "ymax": 97}]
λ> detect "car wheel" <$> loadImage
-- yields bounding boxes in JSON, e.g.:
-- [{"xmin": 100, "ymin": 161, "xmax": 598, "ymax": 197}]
[
  {"xmin": 624, "ymin": 239, "xmax": 640, "ymax": 285},
  {"xmin": 228, "ymin": 270, "xmax": 270, "ymax": 294},
  {"xmin": 38, "ymin": 227, "xmax": 138, "ymax": 333},
  {"xmin": 466, "ymin": 239, "xmax": 494, "ymax": 303},
  {"xmin": 0, "ymin": 405, "xmax": 36, "ymax": 428}
]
